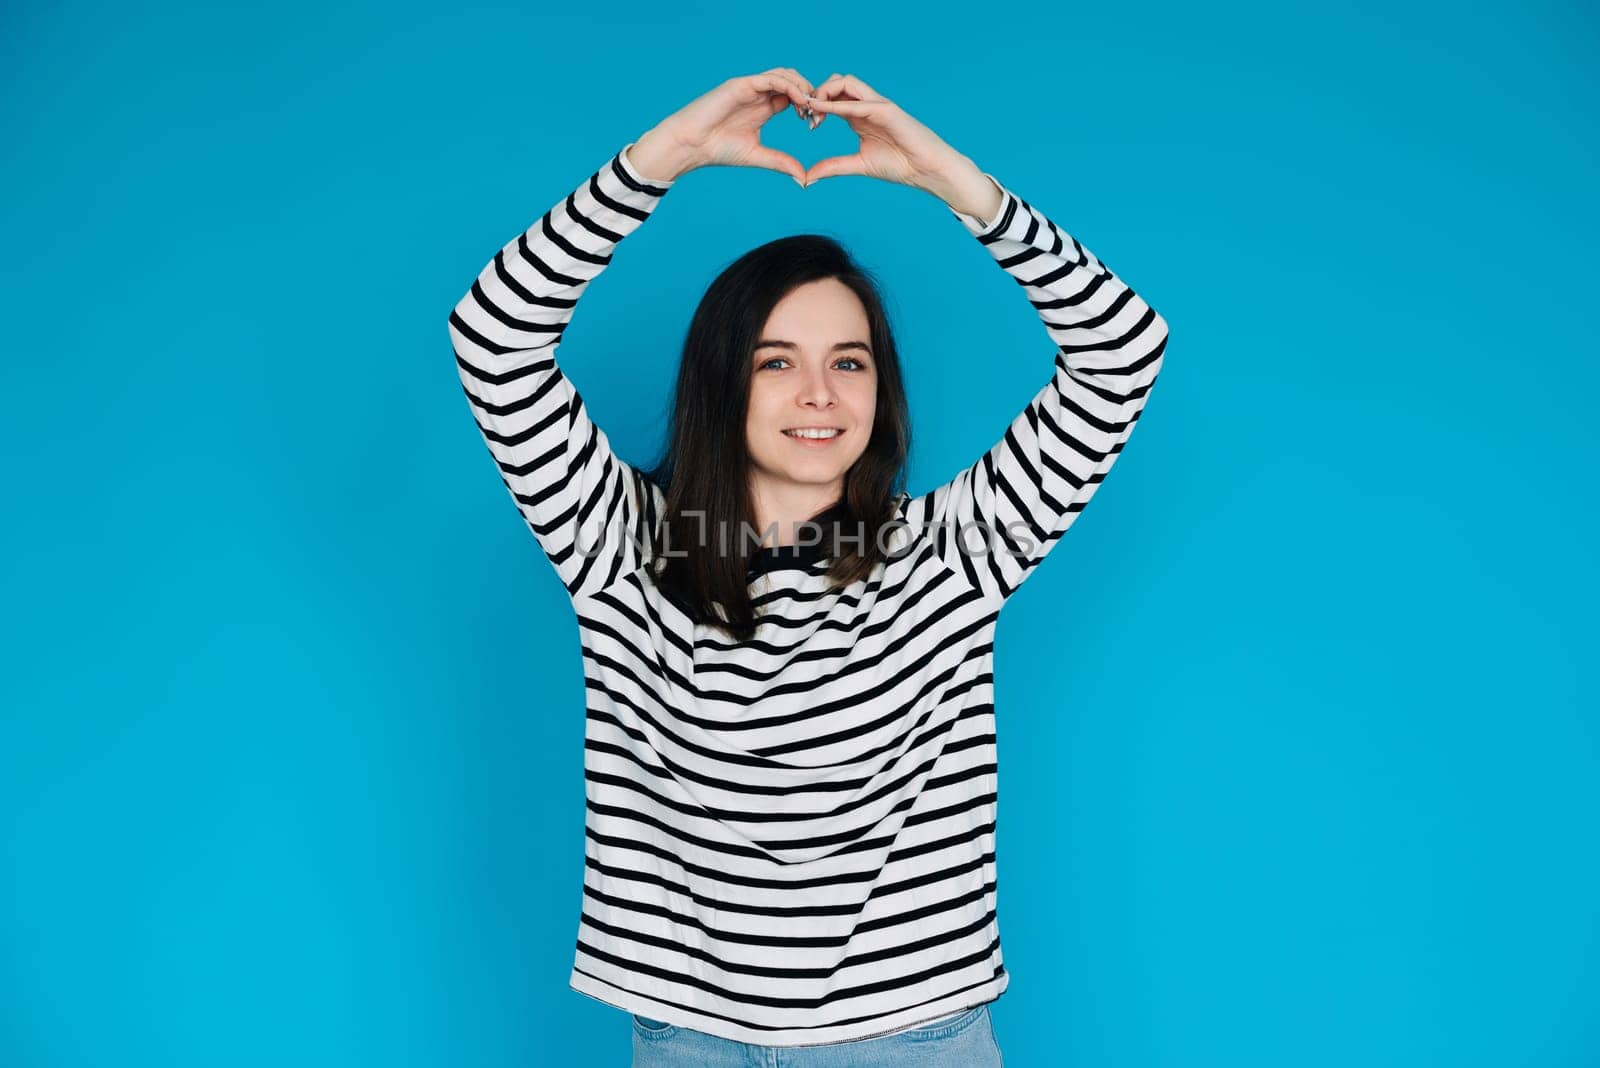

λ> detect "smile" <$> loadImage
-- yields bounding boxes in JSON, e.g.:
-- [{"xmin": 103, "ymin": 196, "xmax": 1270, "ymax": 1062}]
[{"xmin": 783, "ymin": 427, "xmax": 843, "ymax": 442}]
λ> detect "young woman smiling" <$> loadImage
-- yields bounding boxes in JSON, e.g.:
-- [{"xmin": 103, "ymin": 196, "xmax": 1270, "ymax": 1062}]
[{"xmin": 447, "ymin": 68, "xmax": 1170, "ymax": 1066}]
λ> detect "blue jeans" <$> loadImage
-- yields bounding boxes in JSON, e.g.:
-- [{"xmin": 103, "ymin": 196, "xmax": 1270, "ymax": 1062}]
[{"xmin": 631, "ymin": 1003, "xmax": 1003, "ymax": 1066}]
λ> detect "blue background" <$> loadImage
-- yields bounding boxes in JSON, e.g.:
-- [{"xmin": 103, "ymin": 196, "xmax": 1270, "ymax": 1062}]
[{"xmin": 4, "ymin": 1, "xmax": 1596, "ymax": 1065}]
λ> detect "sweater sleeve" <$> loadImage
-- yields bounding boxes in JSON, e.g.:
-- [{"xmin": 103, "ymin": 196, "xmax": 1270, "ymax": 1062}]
[
  {"xmin": 447, "ymin": 143, "xmax": 673, "ymax": 601},
  {"xmin": 901, "ymin": 173, "xmax": 1171, "ymax": 604}
]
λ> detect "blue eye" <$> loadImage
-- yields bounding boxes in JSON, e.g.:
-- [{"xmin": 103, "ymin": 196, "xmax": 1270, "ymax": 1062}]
[{"xmin": 757, "ymin": 357, "xmax": 868, "ymax": 371}]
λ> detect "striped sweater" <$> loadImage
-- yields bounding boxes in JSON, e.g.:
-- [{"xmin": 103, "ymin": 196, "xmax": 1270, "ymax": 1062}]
[{"xmin": 447, "ymin": 141, "xmax": 1169, "ymax": 1047}]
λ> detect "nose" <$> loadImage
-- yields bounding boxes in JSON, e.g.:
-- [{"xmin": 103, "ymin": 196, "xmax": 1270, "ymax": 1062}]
[{"xmin": 797, "ymin": 364, "xmax": 837, "ymax": 409}]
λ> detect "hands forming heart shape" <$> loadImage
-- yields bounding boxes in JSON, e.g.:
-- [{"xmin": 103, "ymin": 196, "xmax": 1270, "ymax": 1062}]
[{"xmin": 631, "ymin": 69, "xmax": 968, "ymax": 193}]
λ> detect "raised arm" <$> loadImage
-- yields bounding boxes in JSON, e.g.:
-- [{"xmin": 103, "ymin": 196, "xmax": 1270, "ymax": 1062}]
[
  {"xmin": 448, "ymin": 70, "xmax": 822, "ymax": 601},
  {"xmin": 907, "ymin": 180, "xmax": 1170, "ymax": 603},
  {"xmin": 804, "ymin": 73, "xmax": 1171, "ymax": 604},
  {"xmin": 447, "ymin": 144, "xmax": 675, "ymax": 600}
]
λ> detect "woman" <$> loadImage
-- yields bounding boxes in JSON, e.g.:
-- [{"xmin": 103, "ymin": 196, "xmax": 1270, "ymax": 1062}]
[{"xmin": 447, "ymin": 69, "xmax": 1169, "ymax": 1066}]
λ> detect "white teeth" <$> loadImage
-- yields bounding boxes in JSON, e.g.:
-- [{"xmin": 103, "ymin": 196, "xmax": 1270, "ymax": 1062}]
[{"xmin": 784, "ymin": 428, "xmax": 841, "ymax": 440}]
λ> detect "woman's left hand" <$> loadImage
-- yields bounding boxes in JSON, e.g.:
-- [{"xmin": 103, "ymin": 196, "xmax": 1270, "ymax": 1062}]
[{"xmin": 802, "ymin": 75, "xmax": 999, "ymax": 219}]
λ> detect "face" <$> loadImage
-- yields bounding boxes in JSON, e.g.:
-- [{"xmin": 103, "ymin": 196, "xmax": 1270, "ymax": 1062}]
[{"xmin": 744, "ymin": 277, "xmax": 878, "ymax": 509}]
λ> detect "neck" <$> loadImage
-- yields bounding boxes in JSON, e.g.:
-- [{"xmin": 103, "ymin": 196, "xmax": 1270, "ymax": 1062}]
[{"xmin": 748, "ymin": 481, "xmax": 843, "ymax": 549}]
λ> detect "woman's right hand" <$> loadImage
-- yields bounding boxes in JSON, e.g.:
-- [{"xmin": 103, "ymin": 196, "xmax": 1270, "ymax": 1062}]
[{"xmin": 629, "ymin": 69, "xmax": 818, "ymax": 186}]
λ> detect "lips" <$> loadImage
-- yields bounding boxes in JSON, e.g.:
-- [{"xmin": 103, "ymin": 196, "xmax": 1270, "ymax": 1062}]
[
  {"xmin": 780, "ymin": 428, "xmax": 844, "ymax": 447},
  {"xmin": 780, "ymin": 425, "xmax": 844, "ymax": 447}
]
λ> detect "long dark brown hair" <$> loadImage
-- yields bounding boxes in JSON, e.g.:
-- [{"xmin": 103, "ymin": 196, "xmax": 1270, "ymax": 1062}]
[{"xmin": 641, "ymin": 233, "xmax": 912, "ymax": 642}]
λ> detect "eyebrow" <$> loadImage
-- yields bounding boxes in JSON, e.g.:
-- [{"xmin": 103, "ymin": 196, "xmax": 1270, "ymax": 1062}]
[{"xmin": 753, "ymin": 340, "xmax": 873, "ymax": 355}]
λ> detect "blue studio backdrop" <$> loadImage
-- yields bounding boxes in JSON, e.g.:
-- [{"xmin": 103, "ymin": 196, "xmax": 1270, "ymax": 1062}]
[{"xmin": 3, "ymin": 2, "xmax": 1597, "ymax": 1066}]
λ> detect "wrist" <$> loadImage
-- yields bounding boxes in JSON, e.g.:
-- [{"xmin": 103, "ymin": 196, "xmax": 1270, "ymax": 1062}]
[
  {"xmin": 628, "ymin": 127, "xmax": 698, "ymax": 183},
  {"xmin": 925, "ymin": 154, "xmax": 1000, "ymax": 221}
]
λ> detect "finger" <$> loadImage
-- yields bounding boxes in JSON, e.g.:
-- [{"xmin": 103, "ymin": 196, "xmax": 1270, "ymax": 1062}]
[
  {"xmin": 809, "ymin": 82, "xmax": 868, "ymax": 124},
  {"xmin": 813, "ymin": 72, "xmax": 846, "ymax": 98},
  {"xmin": 812, "ymin": 80, "xmax": 857, "ymax": 103},
  {"xmin": 757, "ymin": 71, "xmax": 809, "ymax": 115},
  {"xmin": 805, "ymin": 97, "xmax": 881, "ymax": 119},
  {"xmin": 778, "ymin": 67, "xmax": 815, "ymax": 95},
  {"xmin": 779, "ymin": 67, "xmax": 823, "ymax": 126},
  {"xmin": 804, "ymin": 153, "xmax": 868, "ymax": 184},
  {"xmin": 760, "ymin": 65, "xmax": 807, "ymax": 90},
  {"xmin": 813, "ymin": 72, "xmax": 883, "ymax": 103},
  {"xmin": 751, "ymin": 71, "xmax": 810, "ymax": 122},
  {"xmin": 744, "ymin": 145, "xmax": 808, "ymax": 187},
  {"xmin": 839, "ymin": 73, "xmax": 885, "ymax": 101},
  {"xmin": 750, "ymin": 71, "xmax": 806, "ymax": 108},
  {"xmin": 805, "ymin": 72, "xmax": 843, "ymax": 128}
]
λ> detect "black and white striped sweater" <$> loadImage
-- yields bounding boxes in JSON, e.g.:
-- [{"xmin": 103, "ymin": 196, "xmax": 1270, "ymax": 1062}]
[{"xmin": 447, "ymin": 141, "xmax": 1169, "ymax": 1047}]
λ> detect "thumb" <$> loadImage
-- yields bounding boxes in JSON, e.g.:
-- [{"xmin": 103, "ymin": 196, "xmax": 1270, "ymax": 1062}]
[
  {"xmin": 803, "ymin": 154, "xmax": 866, "ymax": 185},
  {"xmin": 742, "ymin": 145, "xmax": 807, "ymax": 187}
]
